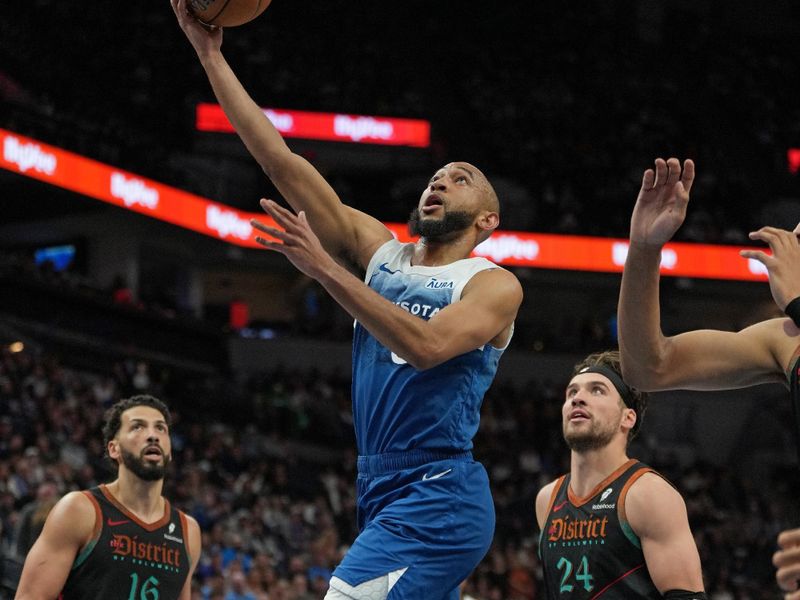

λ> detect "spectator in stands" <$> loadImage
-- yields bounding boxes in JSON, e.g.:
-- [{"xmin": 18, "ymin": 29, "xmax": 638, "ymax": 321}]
[
  {"xmin": 12, "ymin": 479, "xmax": 58, "ymax": 558},
  {"xmin": 1, "ymin": 341, "xmax": 796, "ymax": 597},
  {"xmin": 224, "ymin": 569, "xmax": 257, "ymax": 600}
]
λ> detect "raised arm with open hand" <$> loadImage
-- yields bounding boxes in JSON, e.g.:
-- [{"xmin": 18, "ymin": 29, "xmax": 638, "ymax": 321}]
[
  {"xmin": 618, "ymin": 159, "xmax": 797, "ymax": 391},
  {"xmin": 629, "ymin": 157, "xmax": 694, "ymax": 247},
  {"xmin": 169, "ymin": 0, "xmax": 390, "ymax": 268},
  {"xmin": 252, "ymin": 199, "xmax": 335, "ymax": 281}
]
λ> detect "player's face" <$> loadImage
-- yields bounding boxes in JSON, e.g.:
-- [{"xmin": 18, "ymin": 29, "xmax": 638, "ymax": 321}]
[
  {"xmin": 562, "ymin": 373, "xmax": 629, "ymax": 453},
  {"xmin": 409, "ymin": 163, "xmax": 486, "ymax": 241},
  {"xmin": 419, "ymin": 162, "xmax": 487, "ymax": 216},
  {"xmin": 112, "ymin": 406, "xmax": 172, "ymax": 481}
]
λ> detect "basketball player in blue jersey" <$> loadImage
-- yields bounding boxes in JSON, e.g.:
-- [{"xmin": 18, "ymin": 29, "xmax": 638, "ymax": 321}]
[
  {"xmin": 15, "ymin": 395, "xmax": 201, "ymax": 599},
  {"xmin": 616, "ymin": 157, "xmax": 800, "ymax": 597},
  {"xmin": 171, "ymin": 2, "xmax": 523, "ymax": 598},
  {"xmin": 536, "ymin": 351, "xmax": 706, "ymax": 599}
]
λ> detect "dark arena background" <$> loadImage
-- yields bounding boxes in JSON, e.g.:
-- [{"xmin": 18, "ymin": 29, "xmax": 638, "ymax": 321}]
[{"xmin": 1, "ymin": 1, "xmax": 799, "ymax": 598}]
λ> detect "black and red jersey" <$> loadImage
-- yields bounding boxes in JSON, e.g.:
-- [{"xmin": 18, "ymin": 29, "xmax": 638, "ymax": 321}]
[
  {"xmin": 61, "ymin": 484, "xmax": 192, "ymax": 600},
  {"xmin": 539, "ymin": 459, "xmax": 663, "ymax": 599}
]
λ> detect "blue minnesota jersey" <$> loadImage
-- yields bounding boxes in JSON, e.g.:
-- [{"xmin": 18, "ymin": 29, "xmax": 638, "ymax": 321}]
[{"xmin": 352, "ymin": 238, "xmax": 512, "ymax": 455}]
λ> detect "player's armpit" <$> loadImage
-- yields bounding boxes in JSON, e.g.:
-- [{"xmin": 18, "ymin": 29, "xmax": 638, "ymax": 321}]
[
  {"xmin": 416, "ymin": 268, "xmax": 522, "ymax": 369},
  {"xmin": 624, "ymin": 318, "xmax": 794, "ymax": 392},
  {"xmin": 625, "ymin": 474, "xmax": 704, "ymax": 594},
  {"xmin": 15, "ymin": 492, "xmax": 97, "ymax": 600}
]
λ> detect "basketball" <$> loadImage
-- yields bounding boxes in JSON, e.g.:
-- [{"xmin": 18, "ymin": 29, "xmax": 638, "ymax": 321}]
[{"xmin": 188, "ymin": 0, "xmax": 272, "ymax": 27}]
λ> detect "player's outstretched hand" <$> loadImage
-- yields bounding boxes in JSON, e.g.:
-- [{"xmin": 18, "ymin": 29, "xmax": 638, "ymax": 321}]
[
  {"xmin": 740, "ymin": 225, "xmax": 800, "ymax": 312},
  {"xmin": 170, "ymin": 0, "xmax": 223, "ymax": 58},
  {"xmin": 629, "ymin": 158, "xmax": 694, "ymax": 247},
  {"xmin": 252, "ymin": 199, "xmax": 335, "ymax": 280},
  {"xmin": 775, "ymin": 528, "xmax": 800, "ymax": 599}
]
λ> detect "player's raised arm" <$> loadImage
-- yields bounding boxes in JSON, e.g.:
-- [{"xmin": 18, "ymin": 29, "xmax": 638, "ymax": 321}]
[
  {"xmin": 617, "ymin": 157, "xmax": 693, "ymax": 389},
  {"xmin": 618, "ymin": 158, "xmax": 795, "ymax": 391},
  {"xmin": 170, "ymin": 0, "xmax": 390, "ymax": 266},
  {"xmin": 15, "ymin": 492, "xmax": 96, "ymax": 600}
]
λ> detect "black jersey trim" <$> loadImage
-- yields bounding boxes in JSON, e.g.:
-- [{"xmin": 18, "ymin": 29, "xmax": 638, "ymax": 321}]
[
  {"xmin": 545, "ymin": 476, "xmax": 566, "ymax": 516},
  {"xmin": 178, "ymin": 509, "xmax": 193, "ymax": 565},
  {"xmin": 99, "ymin": 484, "xmax": 171, "ymax": 532},
  {"xmin": 567, "ymin": 458, "xmax": 638, "ymax": 508},
  {"xmin": 786, "ymin": 345, "xmax": 800, "ymax": 383},
  {"xmin": 789, "ymin": 352, "xmax": 800, "ymax": 466},
  {"xmin": 786, "ymin": 346, "xmax": 800, "ymax": 385}
]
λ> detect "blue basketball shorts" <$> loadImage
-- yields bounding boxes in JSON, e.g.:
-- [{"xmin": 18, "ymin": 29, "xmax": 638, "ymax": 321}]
[{"xmin": 331, "ymin": 450, "xmax": 495, "ymax": 600}]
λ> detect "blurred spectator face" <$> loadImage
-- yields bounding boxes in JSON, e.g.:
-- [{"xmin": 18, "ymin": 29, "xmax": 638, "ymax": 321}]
[
  {"xmin": 291, "ymin": 573, "xmax": 308, "ymax": 594},
  {"xmin": 210, "ymin": 522, "xmax": 225, "ymax": 544},
  {"xmin": 230, "ymin": 570, "xmax": 248, "ymax": 592},
  {"xmin": 311, "ymin": 574, "xmax": 328, "ymax": 594},
  {"xmin": 9, "ymin": 434, "xmax": 25, "ymax": 454},
  {"xmin": 268, "ymin": 580, "xmax": 290, "ymax": 600},
  {"xmin": 36, "ymin": 480, "xmax": 58, "ymax": 503},
  {"xmin": 132, "ymin": 362, "xmax": 150, "ymax": 391},
  {"xmin": 0, "ymin": 417, "xmax": 12, "ymax": 439},
  {"xmin": 288, "ymin": 555, "xmax": 305, "ymax": 574}
]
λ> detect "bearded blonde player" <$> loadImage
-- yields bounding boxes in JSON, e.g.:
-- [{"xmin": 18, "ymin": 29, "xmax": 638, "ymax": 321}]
[{"xmin": 536, "ymin": 351, "xmax": 705, "ymax": 599}]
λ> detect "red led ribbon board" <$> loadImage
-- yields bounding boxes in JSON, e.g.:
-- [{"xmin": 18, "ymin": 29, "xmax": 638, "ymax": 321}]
[
  {"xmin": 385, "ymin": 225, "xmax": 769, "ymax": 281},
  {"xmin": 196, "ymin": 103, "xmax": 431, "ymax": 148},
  {"xmin": 0, "ymin": 128, "xmax": 769, "ymax": 281},
  {"xmin": 0, "ymin": 128, "xmax": 266, "ymax": 247}
]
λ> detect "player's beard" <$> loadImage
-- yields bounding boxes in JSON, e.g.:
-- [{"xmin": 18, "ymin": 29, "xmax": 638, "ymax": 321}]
[
  {"xmin": 120, "ymin": 447, "xmax": 170, "ymax": 481},
  {"xmin": 563, "ymin": 417, "xmax": 619, "ymax": 453},
  {"xmin": 408, "ymin": 208, "xmax": 474, "ymax": 242}
]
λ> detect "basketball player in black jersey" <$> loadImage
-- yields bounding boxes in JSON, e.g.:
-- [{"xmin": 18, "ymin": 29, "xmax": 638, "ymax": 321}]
[
  {"xmin": 536, "ymin": 351, "xmax": 706, "ymax": 599},
  {"xmin": 15, "ymin": 395, "xmax": 201, "ymax": 599},
  {"xmin": 616, "ymin": 157, "xmax": 800, "ymax": 598}
]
